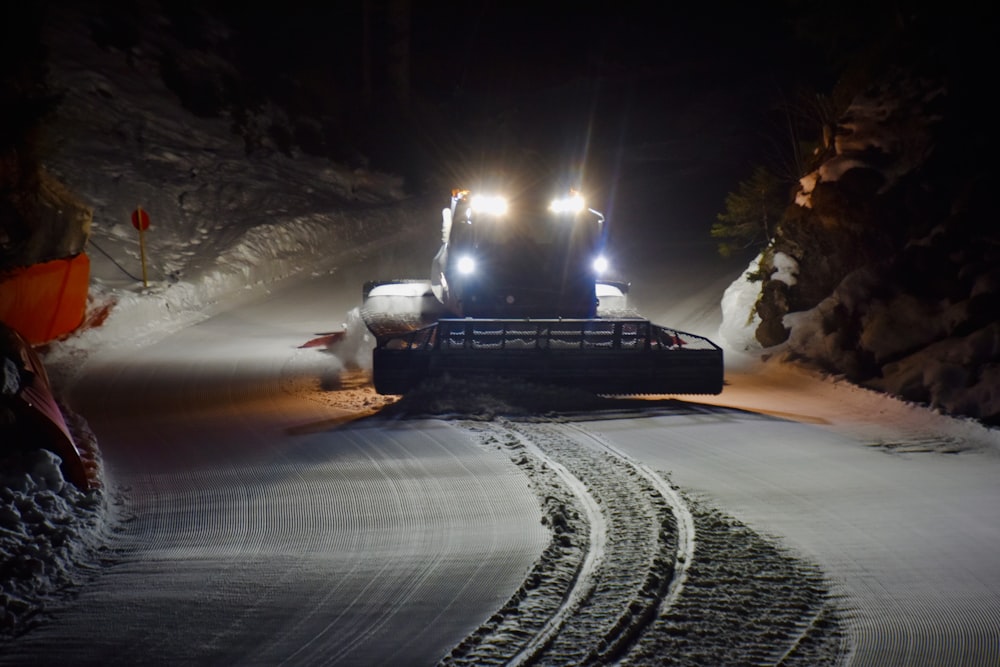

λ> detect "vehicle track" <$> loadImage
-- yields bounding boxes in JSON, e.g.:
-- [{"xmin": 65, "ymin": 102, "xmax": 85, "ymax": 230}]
[{"xmin": 440, "ymin": 417, "xmax": 848, "ymax": 666}]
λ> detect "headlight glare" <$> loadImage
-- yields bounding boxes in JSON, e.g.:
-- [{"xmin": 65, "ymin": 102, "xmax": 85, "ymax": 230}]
[
  {"xmin": 549, "ymin": 192, "xmax": 586, "ymax": 215},
  {"xmin": 470, "ymin": 194, "xmax": 508, "ymax": 216},
  {"xmin": 457, "ymin": 255, "xmax": 476, "ymax": 275}
]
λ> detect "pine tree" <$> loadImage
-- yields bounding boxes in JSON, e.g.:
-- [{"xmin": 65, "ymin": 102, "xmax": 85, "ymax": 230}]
[{"xmin": 711, "ymin": 166, "xmax": 786, "ymax": 258}]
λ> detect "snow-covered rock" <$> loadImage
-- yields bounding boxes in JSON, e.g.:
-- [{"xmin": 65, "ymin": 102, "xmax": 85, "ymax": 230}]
[{"xmin": 722, "ymin": 74, "xmax": 999, "ymax": 425}]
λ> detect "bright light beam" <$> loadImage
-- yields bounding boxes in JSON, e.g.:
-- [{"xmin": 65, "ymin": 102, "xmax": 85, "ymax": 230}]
[
  {"xmin": 550, "ymin": 193, "xmax": 586, "ymax": 214},
  {"xmin": 470, "ymin": 195, "xmax": 508, "ymax": 216}
]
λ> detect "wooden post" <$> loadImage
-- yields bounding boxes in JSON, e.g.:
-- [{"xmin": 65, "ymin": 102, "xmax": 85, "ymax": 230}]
[
  {"xmin": 131, "ymin": 206, "xmax": 151, "ymax": 288},
  {"xmin": 138, "ymin": 205, "xmax": 148, "ymax": 287}
]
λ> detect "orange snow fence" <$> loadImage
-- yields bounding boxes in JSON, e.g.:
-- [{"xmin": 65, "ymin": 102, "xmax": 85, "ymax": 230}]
[{"xmin": 0, "ymin": 253, "xmax": 90, "ymax": 344}]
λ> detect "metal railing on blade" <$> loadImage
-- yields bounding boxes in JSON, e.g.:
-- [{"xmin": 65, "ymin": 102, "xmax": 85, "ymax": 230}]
[{"xmin": 379, "ymin": 319, "xmax": 720, "ymax": 353}]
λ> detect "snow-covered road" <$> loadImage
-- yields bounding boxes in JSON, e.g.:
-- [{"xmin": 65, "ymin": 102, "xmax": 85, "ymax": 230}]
[
  {"xmin": 6, "ymin": 236, "xmax": 1000, "ymax": 665},
  {"xmin": 6, "ymin": 307, "xmax": 549, "ymax": 664},
  {"xmin": 598, "ymin": 392, "xmax": 1000, "ymax": 665}
]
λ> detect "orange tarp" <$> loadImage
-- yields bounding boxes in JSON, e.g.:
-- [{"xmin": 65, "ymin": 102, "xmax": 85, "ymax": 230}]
[{"xmin": 0, "ymin": 253, "xmax": 90, "ymax": 344}]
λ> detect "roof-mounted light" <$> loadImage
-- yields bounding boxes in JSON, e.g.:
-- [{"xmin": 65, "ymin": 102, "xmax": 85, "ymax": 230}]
[
  {"xmin": 549, "ymin": 191, "xmax": 586, "ymax": 215},
  {"xmin": 470, "ymin": 194, "xmax": 509, "ymax": 216}
]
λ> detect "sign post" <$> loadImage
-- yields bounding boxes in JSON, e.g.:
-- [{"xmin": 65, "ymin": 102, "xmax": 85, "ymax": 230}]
[{"xmin": 131, "ymin": 206, "xmax": 151, "ymax": 287}]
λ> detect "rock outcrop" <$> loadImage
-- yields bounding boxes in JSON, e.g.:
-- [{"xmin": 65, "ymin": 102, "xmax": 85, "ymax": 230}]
[{"xmin": 753, "ymin": 75, "xmax": 999, "ymax": 424}]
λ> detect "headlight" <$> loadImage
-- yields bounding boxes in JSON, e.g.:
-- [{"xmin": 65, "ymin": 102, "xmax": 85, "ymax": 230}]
[
  {"xmin": 456, "ymin": 255, "xmax": 476, "ymax": 275},
  {"xmin": 592, "ymin": 255, "xmax": 609, "ymax": 274},
  {"xmin": 470, "ymin": 194, "xmax": 508, "ymax": 216},
  {"xmin": 549, "ymin": 192, "xmax": 586, "ymax": 215}
]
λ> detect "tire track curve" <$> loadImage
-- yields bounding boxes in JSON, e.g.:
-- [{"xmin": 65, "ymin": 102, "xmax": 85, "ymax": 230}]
[
  {"xmin": 439, "ymin": 418, "xmax": 695, "ymax": 666},
  {"xmin": 438, "ymin": 417, "xmax": 848, "ymax": 666}
]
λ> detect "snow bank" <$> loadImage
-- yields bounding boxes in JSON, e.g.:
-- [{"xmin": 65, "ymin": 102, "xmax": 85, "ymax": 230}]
[
  {"xmin": 1, "ymin": 409, "xmax": 111, "ymax": 638},
  {"xmin": 717, "ymin": 253, "xmax": 763, "ymax": 353}
]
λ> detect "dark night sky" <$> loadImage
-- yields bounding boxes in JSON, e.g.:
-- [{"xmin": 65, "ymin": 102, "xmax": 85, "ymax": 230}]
[
  {"xmin": 393, "ymin": 1, "xmax": 821, "ymax": 246},
  {"xmin": 212, "ymin": 2, "xmax": 819, "ymax": 174}
]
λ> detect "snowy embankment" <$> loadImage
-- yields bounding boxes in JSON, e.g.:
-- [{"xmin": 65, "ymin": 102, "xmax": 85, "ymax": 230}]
[
  {"xmin": 1, "ymin": 402, "xmax": 106, "ymax": 637},
  {"xmin": 737, "ymin": 77, "xmax": 999, "ymax": 425}
]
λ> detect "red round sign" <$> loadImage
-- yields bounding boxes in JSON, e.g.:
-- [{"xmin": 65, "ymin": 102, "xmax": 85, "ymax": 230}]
[{"xmin": 131, "ymin": 208, "xmax": 150, "ymax": 231}]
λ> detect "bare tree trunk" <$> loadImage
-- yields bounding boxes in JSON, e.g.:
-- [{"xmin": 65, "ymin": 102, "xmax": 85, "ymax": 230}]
[
  {"xmin": 385, "ymin": 0, "xmax": 411, "ymax": 109},
  {"xmin": 361, "ymin": 0, "xmax": 372, "ymax": 107}
]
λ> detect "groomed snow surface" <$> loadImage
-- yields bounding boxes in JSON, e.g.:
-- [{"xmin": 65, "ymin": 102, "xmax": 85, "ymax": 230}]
[{"xmin": 6, "ymin": 207, "xmax": 1000, "ymax": 664}]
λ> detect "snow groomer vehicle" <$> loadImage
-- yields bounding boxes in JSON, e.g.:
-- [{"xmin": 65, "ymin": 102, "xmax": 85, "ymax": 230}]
[{"xmin": 361, "ymin": 185, "xmax": 724, "ymax": 395}]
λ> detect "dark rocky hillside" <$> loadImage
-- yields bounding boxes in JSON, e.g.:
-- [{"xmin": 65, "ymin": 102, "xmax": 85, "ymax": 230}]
[{"xmin": 752, "ymin": 62, "xmax": 998, "ymax": 424}]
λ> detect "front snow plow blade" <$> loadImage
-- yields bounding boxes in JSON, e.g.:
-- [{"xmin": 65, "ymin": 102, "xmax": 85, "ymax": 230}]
[{"xmin": 372, "ymin": 318, "xmax": 723, "ymax": 395}]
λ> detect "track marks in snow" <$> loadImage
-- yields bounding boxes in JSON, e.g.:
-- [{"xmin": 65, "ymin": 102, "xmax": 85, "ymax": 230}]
[
  {"xmin": 624, "ymin": 497, "xmax": 848, "ymax": 666},
  {"xmin": 865, "ymin": 435, "xmax": 970, "ymax": 455},
  {"xmin": 438, "ymin": 422, "xmax": 592, "ymax": 666},
  {"xmin": 440, "ymin": 418, "xmax": 847, "ymax": 666}
]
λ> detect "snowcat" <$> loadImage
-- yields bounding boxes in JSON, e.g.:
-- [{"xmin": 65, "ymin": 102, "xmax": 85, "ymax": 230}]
[{"xmin": 361, "ymin": 187, "xmax": 723, "ymax": 395}]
